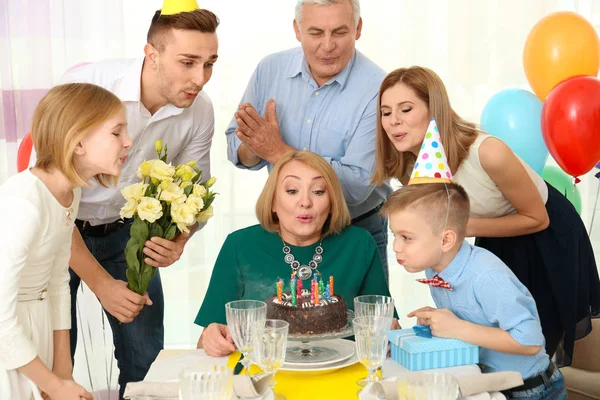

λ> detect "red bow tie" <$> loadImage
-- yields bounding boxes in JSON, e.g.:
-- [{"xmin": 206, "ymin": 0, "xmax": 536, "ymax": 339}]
[{"xmin": 416, "ymin": 274, "xmax": 453, "ymax": 291}]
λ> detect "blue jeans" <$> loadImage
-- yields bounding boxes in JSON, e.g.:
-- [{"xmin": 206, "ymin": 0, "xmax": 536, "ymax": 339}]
[
  {"xmin": 352, "ymin": 210, "xmax": 389, "ymax": 284},
  {"xmin": 69, "ymin": 222, "xmax": 164, "ymax": 400},
  {"xmin": 507, "ymin": 367, "xmax": 567, "ymax": 399}
]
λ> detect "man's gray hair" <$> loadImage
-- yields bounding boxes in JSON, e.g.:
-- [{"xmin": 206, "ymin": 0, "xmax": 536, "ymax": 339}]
[{"xmin": 295, "ymin": 0, "xmax": 360, "ymax": 29}]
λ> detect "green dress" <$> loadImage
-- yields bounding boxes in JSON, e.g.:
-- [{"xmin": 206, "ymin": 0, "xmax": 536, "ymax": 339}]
[{"xmin": 194, "ymin": 224, "xmax": 392, "ymax": 326}]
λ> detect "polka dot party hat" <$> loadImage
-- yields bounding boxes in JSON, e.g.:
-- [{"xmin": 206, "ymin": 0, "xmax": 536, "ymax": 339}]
[
  {"xmin": 408, "ymin": 117, "xmax": 453, "ymax": 185},
  {"xmin": 161, "ymin": 0, "xmax": 200, "ymax": 15}
]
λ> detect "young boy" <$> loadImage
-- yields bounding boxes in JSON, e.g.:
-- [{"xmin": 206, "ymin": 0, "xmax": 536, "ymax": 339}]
[{"xmin": 382, "ymin": 182, "xmax": 566, "ymax": 399}]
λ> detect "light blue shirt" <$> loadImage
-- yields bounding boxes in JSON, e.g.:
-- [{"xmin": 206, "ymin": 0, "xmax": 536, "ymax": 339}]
[
  {"xmin": 226, "ymin": 47, "xmax": 393, "ymax": 218},
  {"xmin": 426, "ymin": 242, "xmax": 549, "ymax": 379}
]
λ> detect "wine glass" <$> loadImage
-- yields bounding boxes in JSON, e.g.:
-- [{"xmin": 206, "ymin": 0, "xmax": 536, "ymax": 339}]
[
  {"xmin": 396, "ymin": 372, "xmax": 459, "ymax": 400},
  {"xmin": 225, "ymin": 300, "xmax": 267, "ymax": 375},
  {"xmin": 178, "ymin": 364, "xmax": 233, "ymax": 400},
  {"xmin": 354, "ymin": 295, "xmax": 395, "ymax": 386},
  {"xmin": 251, "ymin": 319, "xmax": 289, "ymax": 400},
  {"xmin": 353, "ymin": 316, "xmax": 390, "ymax": 393}
]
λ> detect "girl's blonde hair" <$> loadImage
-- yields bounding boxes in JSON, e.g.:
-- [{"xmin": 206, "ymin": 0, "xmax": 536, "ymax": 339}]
[
  {"xmin": 32, "ymin": 83, "xmax": 124, "ymax": 187},
  {"xmin": 372, "ymin": 66, "xmax": 480, "ymax": 185},
  {"xmin": 256, "ymin": 150, "xmax": 351, "ymax": 237}
]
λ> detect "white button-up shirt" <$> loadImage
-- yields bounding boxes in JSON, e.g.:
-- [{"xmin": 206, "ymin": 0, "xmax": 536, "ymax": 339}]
[{"xmin": 62, "ymin": 58, "xmax": 215, "ymax": 226}]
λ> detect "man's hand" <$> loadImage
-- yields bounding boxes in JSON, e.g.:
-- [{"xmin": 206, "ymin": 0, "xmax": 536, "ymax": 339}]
[
  {"xmin": 97, "ymin": 279, "xmax": 151, "ymax": 323},
  {"xmin": 143, "ymin": 232, "xmax": 190, "ymax": 267},
  {"xmin": 235, "ymin": 100, "xmax": 292, "ymax": 165},
  {"xmin": 410, "ymin": 308, "xmax": 467, "ymax": 339},
  {"xmin": 198, "ymin": 323, "xmax": 237, "ymax": 357}
]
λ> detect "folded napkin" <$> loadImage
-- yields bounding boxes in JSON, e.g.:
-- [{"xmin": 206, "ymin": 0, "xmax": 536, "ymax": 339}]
[
  {"xmin": 359, "ymin": 371, "xmax": 523, "ymax": 400},
  {"xmin": 123, "ymin": 373, "xmax": 274, "ymax": 399}
]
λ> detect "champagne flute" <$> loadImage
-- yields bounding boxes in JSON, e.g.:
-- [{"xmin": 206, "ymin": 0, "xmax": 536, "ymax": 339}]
[
  {"xmin": 225, "ymin": 300, "xmax": 267, "ymax": 375},
  {"xmin": 353, "ymin": 316, "xmax": 390, "ymax": 391},
  {"xmin": 354, "ymin": 295, "xmax": 395, "ymax": 386},
  {"xmin": 251, "ymin": 319, "xmax": 289, "ymax": 400}
]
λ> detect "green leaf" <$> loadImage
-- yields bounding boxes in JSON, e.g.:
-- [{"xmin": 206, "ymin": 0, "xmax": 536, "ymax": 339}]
[
  {"xmin": 184, "ymin": 184, "xmax": 194, "ymax": 196},
  {"xmin": 149, "ymin": 223, "xmax": 164, "ymax": 239},
  {"xmin": 164, "ymin": 224, "xmax": 177, "ymax": 241},
  {"xmin": 126, "ymin": 269, "xmax": 142, "ymax": 295},
  {"xmin": 144, "ymin": 184, "xmax": 153, "ymax": 197},
  {"xmin": 130, "ymin": 217, "xmax": 149, "ymax": 242},
  {"xmin": 125, "ymin": 244, "xmax": 140, "ymax": 273}
]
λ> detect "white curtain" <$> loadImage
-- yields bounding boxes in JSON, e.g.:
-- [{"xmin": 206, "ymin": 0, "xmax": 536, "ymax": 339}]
[{"xmin": 1, "ymin": 1, "xmax": 600, "ymax": 397}]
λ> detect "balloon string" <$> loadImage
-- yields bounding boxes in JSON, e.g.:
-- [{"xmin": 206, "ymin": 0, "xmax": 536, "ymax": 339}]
[{"xmin": 589, "ymin": 176, "xmax": 600, "ymax": 234}]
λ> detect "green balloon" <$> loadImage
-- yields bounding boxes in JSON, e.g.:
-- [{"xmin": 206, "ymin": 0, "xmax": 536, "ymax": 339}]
[{"xmin": 541, "ymin": 165, "xmax": 582, "ymax": 215}]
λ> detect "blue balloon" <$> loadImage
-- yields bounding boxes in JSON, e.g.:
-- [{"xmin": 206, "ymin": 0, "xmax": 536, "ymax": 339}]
[{"xmin": 480, "ymin": 89, "xmax": 548, "ymax": 174}]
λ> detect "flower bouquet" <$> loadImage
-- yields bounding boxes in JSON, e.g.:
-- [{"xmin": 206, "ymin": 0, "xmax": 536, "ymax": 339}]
[{"xmin": 119, "ymin": 140, "xmax": 216, "ymax": 295}]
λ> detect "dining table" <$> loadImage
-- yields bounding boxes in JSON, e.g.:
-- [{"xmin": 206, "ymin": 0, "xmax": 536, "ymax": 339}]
[{"xmin": 138, "ymin": 343, "xmax": 506, "ymax": 400}]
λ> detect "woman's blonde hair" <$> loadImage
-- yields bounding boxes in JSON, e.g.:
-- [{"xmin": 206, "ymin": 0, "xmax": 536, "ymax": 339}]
[
  {"xmin": 372, "ymin": 66, "xmax": 480, "ymax": 185},
  {"xmin": 256, "ymin": 150, "xmax": 351, "ymax": 237},
  {"xmin": 32, "ymin": 83, "xmax": 124, "ymax": 187}
]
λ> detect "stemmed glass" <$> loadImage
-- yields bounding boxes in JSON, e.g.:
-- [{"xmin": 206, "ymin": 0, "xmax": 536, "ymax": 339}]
[
  {"xmin": 354, "ymin": 295, "xmax": 395, "ymax": 386},
  {"xmin": 251, "ymin": 319, "xmax": 289, "ymax": 400},
  {"xmin": 353, "ymin": 316, "xmax": 391, "ymax": 392},
  {"xmin": 225, "ymin": 300, "xmax": 267, "ymax": 375},
  {"xmin": 178, "ymin": 364, "xmax": 233, "ymax": 400}
]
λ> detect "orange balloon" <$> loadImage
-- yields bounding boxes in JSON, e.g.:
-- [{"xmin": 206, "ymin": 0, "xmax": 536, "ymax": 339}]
[{"xmin": 523, "ymin": 11, "xmax": 600, "ymax": 100}]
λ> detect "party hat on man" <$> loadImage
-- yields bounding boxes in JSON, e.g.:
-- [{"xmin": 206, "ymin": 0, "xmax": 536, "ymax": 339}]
[
  {"xmin": 408, "ymin": 118, "xmax": 453, "ymax": 185},
  {"xmin": 161, "ymin": 0, "xmax": 200, "ymax": 15}
]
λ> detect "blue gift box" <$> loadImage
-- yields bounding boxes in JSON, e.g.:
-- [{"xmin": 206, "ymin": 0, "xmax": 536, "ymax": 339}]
[{"xmin": 389, "ymin": 326, "xmax": 479, "ymax": 371}]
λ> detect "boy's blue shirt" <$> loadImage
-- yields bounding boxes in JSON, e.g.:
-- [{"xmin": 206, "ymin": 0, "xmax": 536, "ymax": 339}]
[{"xmin": 425, "ymin": 241, "xmax": 549, "ymax": 379}]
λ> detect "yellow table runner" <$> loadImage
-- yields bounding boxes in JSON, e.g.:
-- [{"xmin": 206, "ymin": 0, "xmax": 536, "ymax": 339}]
[{"xmin": 227, "ymin": 352, "xmax": 372, "ymax": 400}]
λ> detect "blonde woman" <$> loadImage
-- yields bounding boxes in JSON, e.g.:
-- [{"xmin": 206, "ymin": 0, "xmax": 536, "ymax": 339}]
[
  {"xmin": 0, "ymin": 83, "xmax": 132, "ymax": 399},
  {"xmin": 195, "ymin": 151, "xmax": 396, "ymax": 356},
  {"xmin": 372, "ymin": 66, "xmax": 600, "ymax": 367}
]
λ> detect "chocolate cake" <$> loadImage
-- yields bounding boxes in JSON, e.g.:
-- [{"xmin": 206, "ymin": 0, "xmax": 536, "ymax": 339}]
[{"xmin": 266, "ymin": 289, "xmax": 347, "ymax": 335}]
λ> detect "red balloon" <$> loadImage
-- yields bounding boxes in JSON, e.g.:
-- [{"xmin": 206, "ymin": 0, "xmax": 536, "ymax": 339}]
[
  {"xmin": 541, "ymin": 76, "xmax": 600, "ymax": 177},
  {"xmin": 17, "ymin": 132, "xmax": 33, "ymax": 173}
]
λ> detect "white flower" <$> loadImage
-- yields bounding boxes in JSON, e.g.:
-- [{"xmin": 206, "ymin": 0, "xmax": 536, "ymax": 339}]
[
  {"xmin": 192, "ymin": 184, "xmax": 207, "ymax": 198},
  {"xmin": 186, "ymin": 194, "xmax": 204, "ymax": 214},
  {"xmin": 137, "ymin": 197, "xmax": 163, "ymax": 223},
  {"xmin": 159, "ymin": 182, "xmax": 186, "ymax": 204},
  {"xmin": 149, "ymin": 160, "xmax": 176, "ymax": 181},
  {"xmin": 119, "ymin": 199, "xmax": 137, "ymax": 219},
  {"xmin": 171, "ymin": 202, "xmax": 196, "ymax": 233},
  {"xmin": 196, "ymin": 204, "xmax": 214, "ymax": 223},
  {"xmin": 121, "ymin": 182, "xmax": 148, "ymax": 202},
  {"xmin": 136, "ymin": 160, "xmax": 153, "ymax": 179}
]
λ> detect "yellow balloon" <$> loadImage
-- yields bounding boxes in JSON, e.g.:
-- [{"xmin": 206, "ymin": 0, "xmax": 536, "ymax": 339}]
[{"xmin": 523, "ymin": 11, "xmax": 600, "ymax": 100}]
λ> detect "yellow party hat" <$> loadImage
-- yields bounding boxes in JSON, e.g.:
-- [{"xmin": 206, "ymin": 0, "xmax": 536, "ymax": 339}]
[
  {"xmin": 408, "ymin": 118, "xmax": 453, "ymax": 185},
  {"xmin": 161, "ymin": 0, "xmax": 200, "ymax": 15}
]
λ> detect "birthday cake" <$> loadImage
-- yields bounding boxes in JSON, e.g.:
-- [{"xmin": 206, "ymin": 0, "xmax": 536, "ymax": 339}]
[
  {"xmin": 266, "ymin": 274, "xmax": 347, "ymax": 335},
  {"xmin": 266, "ymin": 289, "xmax": 347, "ymax": 335}
]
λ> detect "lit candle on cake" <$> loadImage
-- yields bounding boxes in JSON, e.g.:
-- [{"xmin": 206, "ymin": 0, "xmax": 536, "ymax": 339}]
[
  {"xmin": 297, "ymin": 279, "xmax": 302, "ymax": 301},
  {"xmin": 277, "ymin": 279, "xmax": 283, "ymax": 302},
  {"xmin": 329, "ymin": 276, "xmax": 334, "ymax": 296},
  {"xmin": 291, "ymin": 274, "xmax": 297, "ymax": 307},
  {"xmin": 325, "ymin": 284, "xmax": 331, "ymax": 301},
  {"xmin": 318, "ymin": 277, "xmax": 325, "ymax": 296}
]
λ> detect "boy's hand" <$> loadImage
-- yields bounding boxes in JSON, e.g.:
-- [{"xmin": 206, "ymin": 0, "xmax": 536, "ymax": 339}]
[
  {"xmin": 411, "ymin": 308, "xmax": 467, "ymax": 339},
  {"xmin": 407, "ymin": 306, "xmax": 437, "ymax": 326}
]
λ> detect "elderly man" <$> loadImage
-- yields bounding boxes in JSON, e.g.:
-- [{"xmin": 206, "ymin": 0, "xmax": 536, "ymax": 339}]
[{"xmin": 226, "ymin": 0, "xmax": 392, "ymax": 280}]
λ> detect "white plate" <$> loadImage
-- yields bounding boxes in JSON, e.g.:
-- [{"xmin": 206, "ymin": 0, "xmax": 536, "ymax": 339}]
[
  {"xmin": 284, "ymin": 338, "xmax": 355, "ymax": 367},
  {"xmin": 279, "ymin": 340, "xmax": 359, "ymax": 375}
]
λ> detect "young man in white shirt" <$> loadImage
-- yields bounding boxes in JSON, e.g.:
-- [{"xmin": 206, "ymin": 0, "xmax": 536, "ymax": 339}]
[{"xmin": 63, "ymin": 5, "xmax": 219, "ymax": 398}]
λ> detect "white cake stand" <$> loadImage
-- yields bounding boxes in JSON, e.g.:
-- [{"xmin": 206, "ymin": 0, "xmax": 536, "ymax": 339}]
[{"xmin": 284, "ymin": 310, "xmax": 354, "ymax": 364}]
